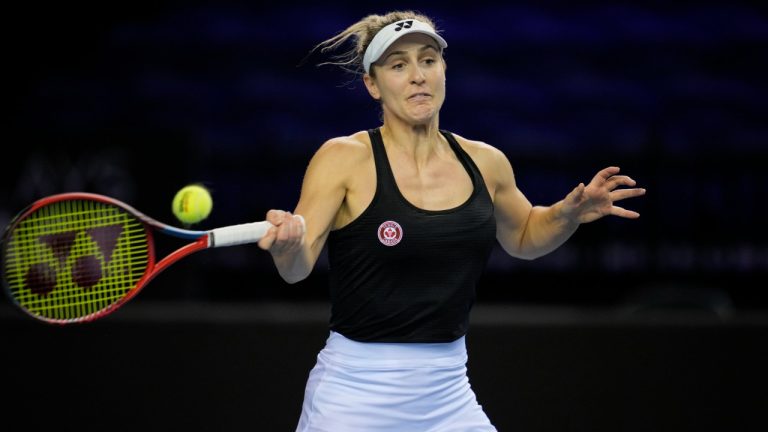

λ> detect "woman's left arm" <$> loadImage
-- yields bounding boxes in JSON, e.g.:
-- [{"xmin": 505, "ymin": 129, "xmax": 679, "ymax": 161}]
[{"xmin": 480, "ymin": 145, "xmax": 645, "ymax": 260}]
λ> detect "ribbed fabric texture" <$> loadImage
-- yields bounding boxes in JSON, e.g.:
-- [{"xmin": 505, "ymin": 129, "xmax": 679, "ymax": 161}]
[{"xmin": 327, "ymin": 128, "xmax": 496, "ymax": 342}]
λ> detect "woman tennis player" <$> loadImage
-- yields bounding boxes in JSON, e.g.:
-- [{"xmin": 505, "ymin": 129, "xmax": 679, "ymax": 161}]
[{"xmin": 257, "ymin": 10, "xmax": 645, "ymax": 432}]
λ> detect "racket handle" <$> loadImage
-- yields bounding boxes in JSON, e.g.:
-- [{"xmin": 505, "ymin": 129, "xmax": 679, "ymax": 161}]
[{"xmin": 209, "ymin": 221, "xmax": 273, "ymax": 247}]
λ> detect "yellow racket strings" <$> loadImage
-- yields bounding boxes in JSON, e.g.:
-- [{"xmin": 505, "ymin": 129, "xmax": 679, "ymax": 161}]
[{"xmin": 3, "ymin": 200, "xmax": 150, "ymax": 321}]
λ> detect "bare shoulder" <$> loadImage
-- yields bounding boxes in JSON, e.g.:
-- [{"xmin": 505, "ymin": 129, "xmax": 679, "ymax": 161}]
[
  {"xmin": 313, "ymin": 130, "xmax": 372, "ymax": 165},
  {"xmin": 304, "ymin": 130, "xmax": 373, "ymax": 189},
  {"xmin": 449, "ymin": 132, "xmax": 511, "ymax": 174}
]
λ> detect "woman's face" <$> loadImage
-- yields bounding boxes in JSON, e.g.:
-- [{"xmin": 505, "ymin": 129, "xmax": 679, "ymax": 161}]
[{"xmin": 364, "ymin": 33, "xmax": 446, "ymax": 125}]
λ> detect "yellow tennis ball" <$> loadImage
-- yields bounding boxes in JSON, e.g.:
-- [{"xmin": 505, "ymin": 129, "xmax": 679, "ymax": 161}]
[{"xmin": 172, "ymin": 184, "xmax": 212, "ymax": 224}]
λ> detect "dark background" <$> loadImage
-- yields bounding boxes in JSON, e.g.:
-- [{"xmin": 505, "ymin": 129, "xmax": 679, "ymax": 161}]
[
  {"xmin": 4, "ymin": 0, "xmax": 767, "ymax": 310},
  {"xmin": 2, "ymin": 1, "xmax": 767, "ymax": 431}
]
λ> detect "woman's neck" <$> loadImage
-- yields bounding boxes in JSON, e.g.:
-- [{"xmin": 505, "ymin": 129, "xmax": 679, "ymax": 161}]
[
  {"xmin": 379, "ymin": 120, "xmax": 447, "ymax": 167},
  {"xmin": 380, "ymin": 112, "xmax": 443, "ymax": 154}
]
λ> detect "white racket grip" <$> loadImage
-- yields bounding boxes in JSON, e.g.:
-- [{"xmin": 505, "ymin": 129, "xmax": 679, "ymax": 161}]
[{"xmin": 209, "ymin": 221, "xmax": 274, "ymax": 247}]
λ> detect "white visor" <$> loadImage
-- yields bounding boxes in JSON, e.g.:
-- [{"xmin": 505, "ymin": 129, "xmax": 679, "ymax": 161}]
[{"xmin": 363, "ymin": 19, "xmax": 447, "ymax": 74}]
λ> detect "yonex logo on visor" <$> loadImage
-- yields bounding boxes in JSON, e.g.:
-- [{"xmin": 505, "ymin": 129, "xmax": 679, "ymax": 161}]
[
  {"xmin": 395, "ymin": 20, "xmax": 413, "ymax": 31},
  {"xmin": 363, "ymin": 19, "xmax": 448, "ymax": 74}
]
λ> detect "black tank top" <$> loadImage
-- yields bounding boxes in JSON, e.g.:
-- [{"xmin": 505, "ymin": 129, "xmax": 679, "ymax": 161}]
[{"xmin": 327, "ymin": 128, "xmax": 497, "ymax": 342}]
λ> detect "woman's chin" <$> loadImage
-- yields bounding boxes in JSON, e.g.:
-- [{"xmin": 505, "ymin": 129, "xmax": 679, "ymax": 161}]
[{"xmin": 408, "ymin": 107, "xmax": 438, "ymax": 124}]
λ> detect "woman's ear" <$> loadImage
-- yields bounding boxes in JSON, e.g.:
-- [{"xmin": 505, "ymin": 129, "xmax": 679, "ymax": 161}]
[{"xmin": 363, "ymin": 73, "xmax": 381, "ymax": 100}]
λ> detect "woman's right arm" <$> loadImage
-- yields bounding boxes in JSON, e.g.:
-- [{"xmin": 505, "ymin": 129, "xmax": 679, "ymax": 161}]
[{"xmin": 257, "ymin": 137, "xmax": 358, "ymax": 284}]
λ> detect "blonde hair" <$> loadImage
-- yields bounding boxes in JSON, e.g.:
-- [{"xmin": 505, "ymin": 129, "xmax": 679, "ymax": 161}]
[{"xmin": 312, "ymin": 10, "xmax": 441, "ymax": 78}]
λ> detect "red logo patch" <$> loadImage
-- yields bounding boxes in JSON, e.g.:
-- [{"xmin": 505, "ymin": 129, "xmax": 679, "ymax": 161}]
[{"xmin": 377, "ymin": 221, "xmax": 403, "ymax": 246}]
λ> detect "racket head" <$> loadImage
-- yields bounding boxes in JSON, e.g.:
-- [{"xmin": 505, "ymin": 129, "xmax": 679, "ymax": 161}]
[{"xmin": 1, "ymin": 193, "xmax": 156, "ymax": 324}]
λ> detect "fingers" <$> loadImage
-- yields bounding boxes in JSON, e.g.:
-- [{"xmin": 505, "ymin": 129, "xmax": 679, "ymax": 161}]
[
  {"xmin": 593, "ymin": 166, "xmax": 621, "ymax": 182},
  {"xmin": 266, "ymin": 209, "xmax": 290, "ymax": 225},
  {"xmin": 593, "ymin": 167, "xmax": 638, "ymax": 188},
  {"xmin": 592, "ymin": 167, "xmax": 645, "ymax": 197},
  {"xmin": 258, "ymin": 210, "xmax": 306, "ymax": 252},
  {"xmin": 276, "ymin": 213, "xmax": 305, "ymax": 244},
  {"xmin": 611, "ymin": 205, "xmax": 641, "ymax": 219},
  {"xmin": 609, "ymin": 187, "xmax": 646, "ymax": 202},
  {"xmin": 568, "ymin": 182, "xmax": 585, "ymax": 196},
  {"xmin": 605, "ymin": 175, "xmax": 635, "ymax": 188},
  {"xmin": 565, "ymin": 182, "xmax": 585, "ymax": 204}
]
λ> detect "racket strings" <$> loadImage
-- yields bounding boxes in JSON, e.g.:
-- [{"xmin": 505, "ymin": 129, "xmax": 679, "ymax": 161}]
[{"xmin": 3, "ymin": 199, "xmax": 150, "ymax": 322}]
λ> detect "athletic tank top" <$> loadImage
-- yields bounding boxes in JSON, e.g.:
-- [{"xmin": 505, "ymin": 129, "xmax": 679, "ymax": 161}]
[{"xmin": 327, "ymin": 128, "xmax": 497, "ymax": 343}]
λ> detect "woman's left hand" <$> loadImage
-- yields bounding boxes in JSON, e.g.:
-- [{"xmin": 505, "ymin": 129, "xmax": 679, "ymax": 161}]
[{"xmin": 561, "ymin": 166, "xmax": 646, "ymax": 224}]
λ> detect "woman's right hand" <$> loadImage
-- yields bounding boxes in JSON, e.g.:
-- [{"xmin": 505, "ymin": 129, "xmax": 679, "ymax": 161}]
[{"xmin": 258, "ymin": 209, "xmax": 306, "ymax": 256}]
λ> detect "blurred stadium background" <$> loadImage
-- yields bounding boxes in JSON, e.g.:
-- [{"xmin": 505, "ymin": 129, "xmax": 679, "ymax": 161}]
[{"xmin": 2, "ymin": 1, "xmax": 766, "ymax": 431}]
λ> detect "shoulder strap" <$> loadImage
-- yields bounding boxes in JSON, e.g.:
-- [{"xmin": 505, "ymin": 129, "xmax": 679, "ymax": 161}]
[
  {"xmin": 367, "ymin": 128, "xmax": 396, "ymax": 192},
  {"xmin": 440, "ymin": 129, "xmax": 484, "ymax": 190}
]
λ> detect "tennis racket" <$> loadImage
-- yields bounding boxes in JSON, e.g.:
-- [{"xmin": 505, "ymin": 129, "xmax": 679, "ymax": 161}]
[{"xmin": 1, "ymin": 192, "xmax": 273, "ymax": 324}]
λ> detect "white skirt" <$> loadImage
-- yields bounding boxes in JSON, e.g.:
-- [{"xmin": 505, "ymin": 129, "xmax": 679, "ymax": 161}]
[{"xmin": 295, "ymin": 331, "xmax": 497, "ymax": 432}]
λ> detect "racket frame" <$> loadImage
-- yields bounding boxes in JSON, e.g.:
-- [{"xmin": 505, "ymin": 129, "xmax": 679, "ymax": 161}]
[{"xmin": 1, "ymin": 192, "xmax": 211, "ymax": 324}]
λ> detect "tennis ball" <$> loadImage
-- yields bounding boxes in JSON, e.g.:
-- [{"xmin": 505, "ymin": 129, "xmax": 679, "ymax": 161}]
[{"xmin": 172, "ymin": 184, "xmax": 212, "ymax": 225}]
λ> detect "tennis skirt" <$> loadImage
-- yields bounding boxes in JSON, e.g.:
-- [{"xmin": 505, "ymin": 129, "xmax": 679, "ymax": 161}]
[{"xmin": 295, "ymin": 331, "xmax": 497, "ymax": 432}]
